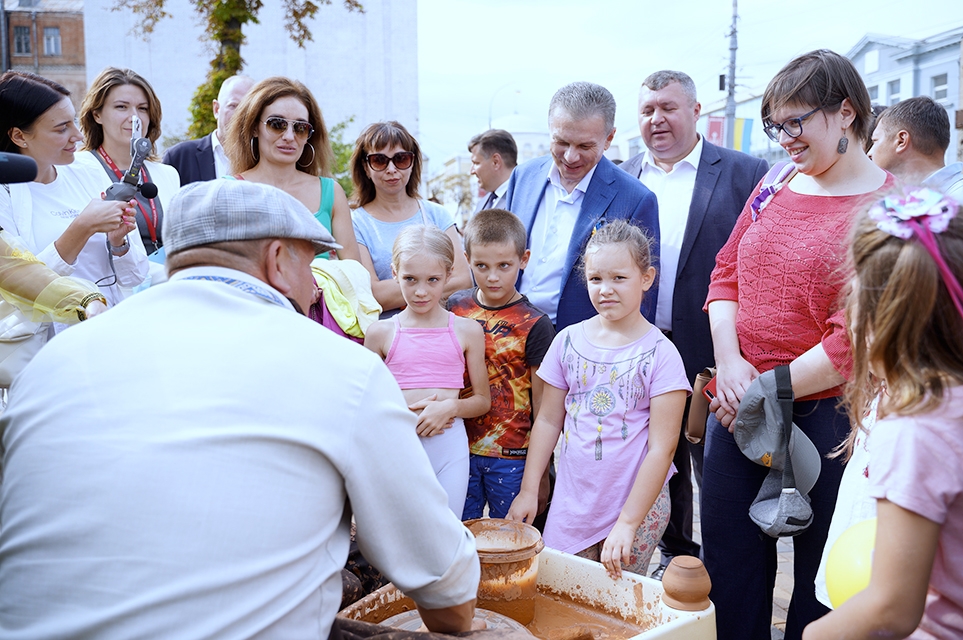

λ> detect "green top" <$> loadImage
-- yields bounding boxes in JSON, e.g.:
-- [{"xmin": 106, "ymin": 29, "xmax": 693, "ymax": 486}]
[{"xmin": 225, "ymin": 175, "xmax": 336, "ymax": 259}]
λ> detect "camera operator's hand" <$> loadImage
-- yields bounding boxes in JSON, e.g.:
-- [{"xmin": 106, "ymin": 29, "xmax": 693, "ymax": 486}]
[{"xmin": 55, "ymin": 199, "xmax": 137, "ymax": 265}]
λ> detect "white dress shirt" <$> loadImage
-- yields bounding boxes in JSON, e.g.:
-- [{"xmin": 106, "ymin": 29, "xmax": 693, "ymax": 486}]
[
  {"xmin": 0, "ymin": 266, "xmax": 479, "ymax": 639},
  {"xmin": 212, "ymin": 131, "xmax": 231, "ymax": 178},
  {"xmin": 521, "ymin": 162, "xmax": 598, "ymax": 323},
  {"xmin": 638, "ymin": 137, "xmax": 703, "ymax": 331}
]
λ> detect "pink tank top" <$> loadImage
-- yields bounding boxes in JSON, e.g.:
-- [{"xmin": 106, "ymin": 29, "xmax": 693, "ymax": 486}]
[{"xmin": 384, "ymin": 313, "xmax": 466, "ymax": 390}]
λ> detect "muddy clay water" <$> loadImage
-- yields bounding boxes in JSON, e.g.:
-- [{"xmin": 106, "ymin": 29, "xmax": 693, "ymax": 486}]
[
  {"xmin": 527, "ymin": 591, "xmax": 652, "ymax": 640},
  {"xmin": 371, "ymin": 587, "xmax": 652, "ymax": 640}
]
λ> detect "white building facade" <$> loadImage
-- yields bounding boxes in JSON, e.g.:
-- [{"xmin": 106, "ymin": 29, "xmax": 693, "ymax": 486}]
[{"xmin": 84, "ymin": 0, "xmax": 419, "ymax": 152}]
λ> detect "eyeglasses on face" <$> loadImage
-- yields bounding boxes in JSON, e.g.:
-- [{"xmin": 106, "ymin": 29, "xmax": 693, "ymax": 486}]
[
  {"xmin": 763, "ymin": 106, "xmax": 823, "ymax": 142},
  {"xmin": 365, "ymin": 152, "xmax": 415, "ymax": 171},
  {"xmin": 262, "ymin": 117, "xmax": 314, "ymax": 138}
]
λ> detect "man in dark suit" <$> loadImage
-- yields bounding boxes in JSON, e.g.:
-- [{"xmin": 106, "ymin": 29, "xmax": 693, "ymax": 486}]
[
  {"xmin": 621, "ymin": 70, "xmax": 768, "ymax": 579},
  {"xmin": 469, "ymin": 129, "xmax": 517, "ymax": 212},
  {"xmin": 163, "ymin": 75, "xmax": 254, "ymax": 186},
  {"xmin": 503, "ymin": 81, "xmax": 659, "ymax": 330}
]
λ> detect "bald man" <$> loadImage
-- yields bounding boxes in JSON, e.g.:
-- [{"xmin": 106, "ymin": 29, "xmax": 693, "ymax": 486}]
[{"xmin": 163, "ymin": 75, "xmax": 255, "ymax": 185}]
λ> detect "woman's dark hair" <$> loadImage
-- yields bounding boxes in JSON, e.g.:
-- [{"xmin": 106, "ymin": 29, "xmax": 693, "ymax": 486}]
[
  {"xmin": 0, "ymin": 71, "xmax": 70, "ymax": 154},
  {"xmin": 761, "ymin": 49, "xmax": 872, "ymax": 143},
  {"xmin": 350, "ymin": 121, "xmax": 422, "ymax": 207}
]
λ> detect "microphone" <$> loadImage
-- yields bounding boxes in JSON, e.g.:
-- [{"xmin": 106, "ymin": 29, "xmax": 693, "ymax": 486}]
[
  {"xmin": 0, "ymin": 152, "xmax": 38, "ymax": 184},
  {"xmin": 104, "ymin": 137, "xmax": 156, "ymax": 202}
]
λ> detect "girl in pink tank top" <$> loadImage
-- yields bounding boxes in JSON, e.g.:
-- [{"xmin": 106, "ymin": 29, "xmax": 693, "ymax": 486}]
[{"xmin": 364, "ymin": 225, "xmax": 490, "ymax": 518}]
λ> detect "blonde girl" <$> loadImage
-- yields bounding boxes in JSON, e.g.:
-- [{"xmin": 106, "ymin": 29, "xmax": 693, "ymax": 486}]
[
  {"xmin": 507, "ymin": 220, "xmax": 689, "ymax": 578},
  {"xmin": 804, "ymin": 188, "xmax": 963, "ymax": 640},
  {"xmin": 364, "ymin": 225, "xmax": 490, "ymax": 518}
]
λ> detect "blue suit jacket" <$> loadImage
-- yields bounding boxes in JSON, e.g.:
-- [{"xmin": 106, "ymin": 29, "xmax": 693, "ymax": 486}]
[
  {"xmin": 620, "ymin": 141, "xmax": 768, "ymax": 381},
  {"xmin": 503, "ymin": 155, "xmax": 660, "ymax": 330},
  {"xmin": 162, "ymin": 134, "xmax": 216, "ymax": 186}
]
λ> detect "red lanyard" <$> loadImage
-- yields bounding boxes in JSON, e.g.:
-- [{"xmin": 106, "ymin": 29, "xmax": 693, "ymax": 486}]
[{"xmin": 97, "ymin": 146, "xmax": 159, "ymax": 245}]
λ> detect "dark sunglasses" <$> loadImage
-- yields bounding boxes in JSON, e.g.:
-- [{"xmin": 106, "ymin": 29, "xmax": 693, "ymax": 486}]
[
  {"xmin": 365, "ymin": 152, "xmax": 415, "ymax": 171},
  {"xmin": 263, "ymin": 117, "xmax": 314, "ymax": 138},
  {"xmin": 763, "ymin": 106, "xmax": 822, "ymax": 142}
]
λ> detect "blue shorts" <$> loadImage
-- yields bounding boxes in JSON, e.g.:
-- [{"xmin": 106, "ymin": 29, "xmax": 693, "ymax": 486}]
[{"xmin": 463, "ymin": 454, "xmax": 526, "ymax": 520}]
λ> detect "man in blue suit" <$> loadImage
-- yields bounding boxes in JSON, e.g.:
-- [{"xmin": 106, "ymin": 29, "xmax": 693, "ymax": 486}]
[
  {"xmin": 503, "ymin": 81, "xmax": 659, "ymax": 331},
  {"xmin": 621, "ymin": 70, "xmax": 768, "ymax": 579},
  {"xmin": 163, "ymin": 75, "xmax": 254, "ymax": 186}
]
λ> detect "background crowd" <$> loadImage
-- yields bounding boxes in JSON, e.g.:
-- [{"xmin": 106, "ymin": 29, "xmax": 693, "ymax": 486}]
[{"xmin": 0, "ymin": 44, "xmax": 960, "ymax": 640}]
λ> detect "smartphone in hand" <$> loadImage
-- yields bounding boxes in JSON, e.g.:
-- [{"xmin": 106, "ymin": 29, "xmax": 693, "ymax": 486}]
[{"xmin": 703, "ymin": 376, "xmax": 717, "ymax": 402}]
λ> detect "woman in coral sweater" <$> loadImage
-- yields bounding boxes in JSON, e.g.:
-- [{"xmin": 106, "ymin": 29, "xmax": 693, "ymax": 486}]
[{"xmin": 701, "ymin": 49, "xmax": 894, "ymax": 640}]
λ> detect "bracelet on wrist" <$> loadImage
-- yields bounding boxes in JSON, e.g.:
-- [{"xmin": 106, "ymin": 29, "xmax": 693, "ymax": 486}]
[
  {"xmin": 77, "ymin": 293, "xmax": 108, "ymax": 321},
  {"xmin": 107, "ymin": 236, "xmax": 130, "ymax": 256}
]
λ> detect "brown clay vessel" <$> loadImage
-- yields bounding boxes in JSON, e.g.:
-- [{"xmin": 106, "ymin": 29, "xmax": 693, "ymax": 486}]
[{"xmin": 660, "ymin": 555, "xmax": 712, "ymax": 611}]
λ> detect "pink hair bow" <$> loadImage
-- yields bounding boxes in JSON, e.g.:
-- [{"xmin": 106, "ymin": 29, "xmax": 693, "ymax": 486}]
[{"xmin": 868, "ymin": 187, "xmax": 963, "ymax": 320}]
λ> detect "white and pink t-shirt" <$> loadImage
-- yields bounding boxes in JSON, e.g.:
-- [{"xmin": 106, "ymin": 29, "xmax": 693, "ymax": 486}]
[
  {"xmin": 537, "ymin": 323, "xmax": 690, "ymax": 553},
  {"xmin": 869, "ymin": 384, "xmax": 963, "ymax": 639}
]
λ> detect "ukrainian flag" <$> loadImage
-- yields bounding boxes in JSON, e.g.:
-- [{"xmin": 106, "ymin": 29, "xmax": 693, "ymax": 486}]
[{"xmin": 732, "ymin": 118, "xmax": 753, "ymax": 152}]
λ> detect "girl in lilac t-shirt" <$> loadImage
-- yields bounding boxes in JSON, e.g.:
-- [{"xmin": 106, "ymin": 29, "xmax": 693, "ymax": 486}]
[
  {"xmin": 507, "ymin": 220, "xmax": 690, "ymax": 579},
  {"xmin": 803, "ymin": 189, "xmax": 963, "ymax": 639}
]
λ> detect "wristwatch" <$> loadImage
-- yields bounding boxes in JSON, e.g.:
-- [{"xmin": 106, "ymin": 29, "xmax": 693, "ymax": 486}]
[{"xmin": 107, "ymin": 236, "xmax": 130, "ymax": 256}]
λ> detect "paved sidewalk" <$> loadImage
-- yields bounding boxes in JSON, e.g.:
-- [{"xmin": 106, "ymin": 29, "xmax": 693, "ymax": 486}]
[{"xmin": 645, "ymin": 475, "xmax": 792, "ymax": 640}]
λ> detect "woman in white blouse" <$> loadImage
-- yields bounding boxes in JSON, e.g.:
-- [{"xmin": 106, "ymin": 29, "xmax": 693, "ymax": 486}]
[{"xmin": 0, "ymin": 71, "xmax": 148, "ymax": 320}]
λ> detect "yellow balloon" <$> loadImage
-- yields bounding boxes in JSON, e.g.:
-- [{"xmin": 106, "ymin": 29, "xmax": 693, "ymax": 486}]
[{"xmin": 826, "ymin": 518, "xmax": 877, "ymax": 608}]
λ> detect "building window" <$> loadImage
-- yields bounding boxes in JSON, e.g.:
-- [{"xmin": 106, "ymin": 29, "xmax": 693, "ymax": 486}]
[
  {"xmin": 867, "ymin": 85, "xmax": 878, "ymax": 101},
  {"xmin": 43, "ymin": 27, "xmax": 61, "ymax": 56},
  {"xmin": 932, "ymin": 73, "xmax": 948, "ymax": 102},
  {"xmin": 888, "ymin": 79, "xmax": 901, "ymax": 106},
  {"xmin": 14, "ymin": 26, "xmax": 30, "ymax": 55}
]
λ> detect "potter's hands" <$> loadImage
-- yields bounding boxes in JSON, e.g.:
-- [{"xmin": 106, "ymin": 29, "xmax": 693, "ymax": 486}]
[
  {"xmin": 470, "ymin": 618, "xmax": 488, "ymax": 631},
  {"xmin": 600, "ymin": 520, "xmax": 637, "ymax": 580},
  {"xmin": 408, "ymin": 396, "xmax": 456, "ymax": 437},
  {"xmin": 506, "ymin": 489, "xmax": 538, "ymax": 525},
  {"xmin": 712, "ymin": 356, "xmax": 759, "ymax": 431}
]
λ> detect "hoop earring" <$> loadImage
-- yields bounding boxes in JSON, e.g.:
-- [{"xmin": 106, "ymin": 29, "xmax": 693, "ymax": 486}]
[
  {"xmin": 251, "ymin": 137, "xmax": 259, "ymax": 163},
  {"xmin": 297, "ymin": 142, "xmax": 316, "ymax": 168},
  {"xmin": 837, "ymin": 135, "xmax": 849, "ymax": 155}
]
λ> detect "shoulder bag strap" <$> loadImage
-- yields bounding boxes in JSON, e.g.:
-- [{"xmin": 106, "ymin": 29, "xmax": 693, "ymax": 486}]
[
  {"xmin": 774, "ymin": 364, "xmax": 797, "ymax": 490},
  {"xmin": 750, "ymin": 161, "xmax": 797, "ymax": 221}
]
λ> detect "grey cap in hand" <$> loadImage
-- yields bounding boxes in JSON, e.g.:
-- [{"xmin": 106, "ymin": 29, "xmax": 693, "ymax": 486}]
[{"xmin": 733, "ymin": 370, "xmax": 821, "ymax": 495}]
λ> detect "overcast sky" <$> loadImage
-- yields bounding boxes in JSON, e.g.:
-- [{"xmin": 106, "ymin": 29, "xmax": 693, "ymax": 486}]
[{"xmin": 417, "ymin": 0, "xmax": 962, "ymax": 166}]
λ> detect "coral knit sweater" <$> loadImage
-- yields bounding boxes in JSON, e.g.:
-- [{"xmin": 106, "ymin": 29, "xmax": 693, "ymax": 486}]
[{"xmin": 706, "ymin": 175, "xmax": 894, "ymax": 401}]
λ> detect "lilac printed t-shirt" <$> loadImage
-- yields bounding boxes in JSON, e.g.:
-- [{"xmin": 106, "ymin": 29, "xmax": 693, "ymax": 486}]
[
  {"xmin": 868, "ymin": 384, "xmax": 963, "ymax": 639},
  {"xmin": 537, "ymin": 323, "xmax": 690, "ymax": 554}
]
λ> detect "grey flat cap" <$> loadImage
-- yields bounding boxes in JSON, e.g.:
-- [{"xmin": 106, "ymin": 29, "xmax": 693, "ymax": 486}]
[
  {"xmin": 733, "ymin": 369, "xmax": 821, "ymax": 496},
  {"xmin": 163, "ymin": 179, "xmax": 341, "ymax": 256}
]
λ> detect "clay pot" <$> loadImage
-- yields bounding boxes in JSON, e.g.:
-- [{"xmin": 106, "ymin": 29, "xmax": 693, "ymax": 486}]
[
  {"xmin": 660, "ymin": 555, "xmax": 712, "ymax": 611},
  {"xmin": 464, "ymin": 518, "xmax": 544, "ymax": 625}
]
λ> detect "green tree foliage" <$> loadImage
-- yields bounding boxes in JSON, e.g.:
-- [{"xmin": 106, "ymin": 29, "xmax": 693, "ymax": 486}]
[
  {"xmin": 113, "ymin": 0, "xmax": 363, "ymax": 137},
  {"xmin": 329, "ymin": 116, "xmax": 356, "ymax": 198}
]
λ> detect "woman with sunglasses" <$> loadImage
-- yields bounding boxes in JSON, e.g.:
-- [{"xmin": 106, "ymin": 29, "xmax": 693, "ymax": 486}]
[
  {"xmin": 701, "ymin": 50, "xmax": 894, "ymax": 640},
  {"xmin": 0, "ymin": 71, "xmax": 147, "ymax": 328},
  {"xmin": 75, "ymin": 67, "xmax": 181, "ymax": 286},
  {"xmin": 349, "ymin": 121, "xmax": 471, "ymax": 316},
  {"xmin": 225, "ymin": 77, "xmax": 360, "ymax": 262}
]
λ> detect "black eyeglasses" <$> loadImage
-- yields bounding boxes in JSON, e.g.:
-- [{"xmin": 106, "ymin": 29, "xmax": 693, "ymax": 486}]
[
  {"xmin": 365, "ymin": 152, "xmax": 415, "ymax": 171},
  {"xmin": 763, "ymin": 106, "xmax": 823, "ymax": 142},
  {"xmin": 262, "ymin": 117, "xmax": 314, "ymax": 138}
]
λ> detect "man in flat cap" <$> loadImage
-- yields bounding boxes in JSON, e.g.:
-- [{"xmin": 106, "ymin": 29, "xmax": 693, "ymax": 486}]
[{"xmin": 0, "ymin": 180, "xmax": 480, "ymax": 639}]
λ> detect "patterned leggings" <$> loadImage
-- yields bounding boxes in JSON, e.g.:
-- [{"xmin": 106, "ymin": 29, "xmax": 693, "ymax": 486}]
[{"xmin": 574, "ymin": 483, "xmax": 671, "ymax": 574}]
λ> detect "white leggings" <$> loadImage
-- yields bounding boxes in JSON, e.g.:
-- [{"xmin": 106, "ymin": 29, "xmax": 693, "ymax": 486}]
[{"xmin": 419, "ymin": 418, "xmax": 469, "ymax": 519}]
